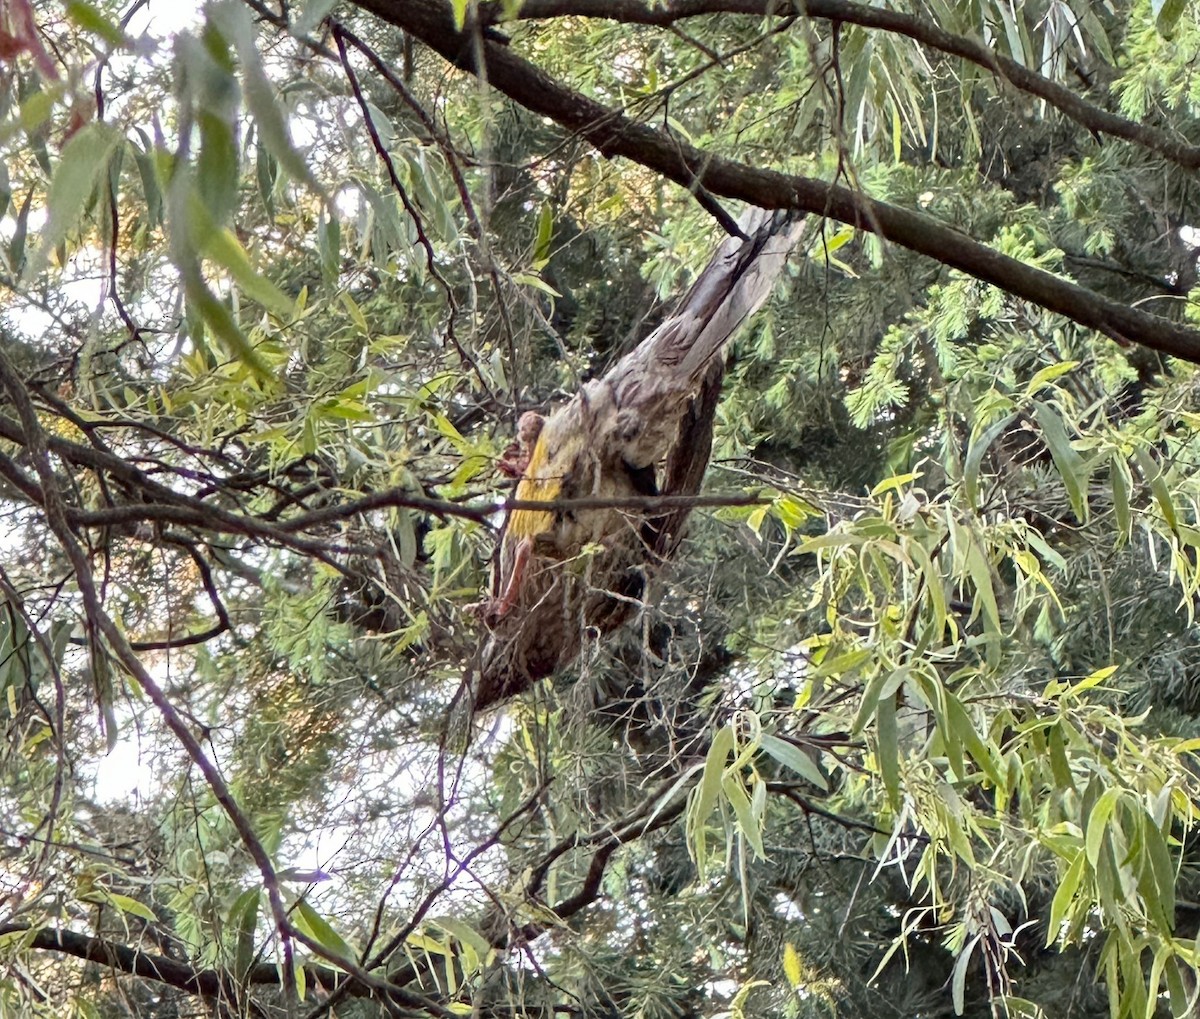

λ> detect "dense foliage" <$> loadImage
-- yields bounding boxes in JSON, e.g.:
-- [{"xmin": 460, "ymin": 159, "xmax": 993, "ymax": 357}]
[{"xmin": 7, "ymin": 1, "xmax": 1200, "ymax": 1017}]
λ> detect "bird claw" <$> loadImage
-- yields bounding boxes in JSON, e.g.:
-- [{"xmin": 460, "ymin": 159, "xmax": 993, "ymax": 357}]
[
  {"xmin": 496, "ymin": 440, "xmax": 526, "ymax": 478},
  {"xmin": 495, "ymin": 411, "xmax": 546, "ymax": 479}
]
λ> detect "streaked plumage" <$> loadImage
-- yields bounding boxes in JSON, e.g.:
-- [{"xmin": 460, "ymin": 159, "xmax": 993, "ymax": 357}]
[{"xmin": 476, "ymin": 209, "xmax": 808, "ymax": 709}]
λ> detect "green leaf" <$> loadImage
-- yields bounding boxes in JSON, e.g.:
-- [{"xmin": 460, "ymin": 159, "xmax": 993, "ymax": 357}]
[
  {"xmin": 196, "ymin": 109, "xmax": 240, "ymax": 227},
  {"xmin": 511, "ymin": 272, "xmax": 561, "ymax": 297},
  {"xmin": 66, "ymin": 1, "xmax": 128, "ymax": 46},
  {"xmin": 852, "ymin": 665, "xmax": 908, "ymax": 735},
  {"xmin": 1085, "ymin": 788, "xmax": 1120, "ymax": 867},
  {"xmin": 1141, "ymin": 813, "xmax": 1176, "ymax": 931},
  {"xmin": 1046, "ymin": 851, "xmax": 1085, "ymax": 946},
  {"xmin": 294, "ymin": 899, "xmax": 356, "ymax": 965},
  {"xmin": 876, "ymin": 692, "xmax": 900, "ymax": 809},
  {"xmin": 5, "ymin": 188, "xmax": 29, "ymax": 271},
  {"xmin": 1024, "ymin": 360, "xmax": 1079, "ymax": 397},
  {"xmin": 760, "ymin": 733, "xmax": 828, "ymax": 791},
  {"xmin": 1133, "ymin": 447, "xmax": 1177, "ymax": 532},
  {"xmin": 231, "ymin": 887, "xmax": 261, "ymax": 979},
  {"xmin": 795, "ymin": 532, "xmax": 866, "ymax": 555},
  {"xmin": 211, "ymin": 1, "xmax": 326, "ymax": 199},
  {"xmin": 1153, "ymin": 0, "xmax": 1187, "ymax": 38},
  {"xmin": 182, "ymin": 267, "xmax": 277, "ymax": 383},
  {"xmin": 23, "ymin": 123, "xmax": 121, "ymax": 281},
  {"xmin": 1145, "ymin": 945, "xmax": 1167, "ymax": 1019},
  {"xmin": 1047, "ymin": 722, "xmax": 1074, "ymax": 789},
  {"xmin": 188, "ymin": 192, "xmax": 292, "ymax": 314},
  {"xmin": 1111, "ymin": 454, "xmax": 1132, "ymax": 544},
  {"xmin": 533, "ymin": 201, "xmax": 553, "ymax": 267},
  {"xmin": 694, "ymin": 724, "xmax": 735, "ymax": 826},
  {"xmin": 394, "ymin": 509, "xmax": 417, "ymax": 568},
  {"xmin": 951, "ymin": 933, "xmax": 979, "ymax": 1015},
  {"xmin": 963, "ymin": 529, "xmax": 1001, "ymax": 638},
  {"xmin": 944, "ymin": 691, "xmax": 1003, "ymax": 787},
  {"xmin": 811, "ymin": 647, "xmax": 873, "ymax": 681},
  {"xmin": 109, "ymin": 893, "xmax": 158, "ymax": 922},
  {"xmin": 891, "ymin": 99, "xmax": 901, "ymax": 163},
  {"xmin": 963, "ymin": 413, "xmax": 1016, "ymax": 510},
  {"xmin": 722, "ymin": 774, "xmax": 765, "ymax": 858},
  {"xmin": 340, "ymin": 291, "xmax": 369, "ymax": 333},
  {"xmin": 1166, "ymin": 955, "xmax": 1189, "ymax": 1016},
  {"xmin": 318, "ymin": 209, "xmax": 340, "ymax": 284},
  {"xmin": 132, "ymin": 132, "xmax": 163, "ymax": 229},
  {"xmin": 818, "ymin": 224, "xmax": 855, "ymax": 255},
  {"xmin": 432, "ymin": 916, "xmax": 492, "ymax": 966},
  {"xmin": 255, "ymin": 135, "xmax": 278, "ymax": 220},
  {"xmin": 871, "ymin": 469, "xmax": 922, "ymax": 496},
  {"xmin": 1068, "ymin": 665, "xmax": 1117, "ymax": 698},
  {"xmin": 1033, "ymin": 401, "xmax": 1089, "ymax": 522}
]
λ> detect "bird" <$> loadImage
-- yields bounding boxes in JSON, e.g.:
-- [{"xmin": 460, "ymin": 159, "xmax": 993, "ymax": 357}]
[{"xmin": 474, "ymin": 208, "xmax": 808, "ymax": 710}]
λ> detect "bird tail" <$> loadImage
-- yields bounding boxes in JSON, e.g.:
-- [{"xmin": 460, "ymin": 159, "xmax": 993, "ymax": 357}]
[
  {"xmin": 674, "ymin": 208, "xmax": 808, "ymax": 383},
  {"xmin": 609, "ymin": 209, "xmax": 807, "ymax": 410}
]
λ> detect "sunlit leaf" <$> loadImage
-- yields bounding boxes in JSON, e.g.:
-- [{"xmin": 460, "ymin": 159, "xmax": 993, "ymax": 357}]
[
  {"xmin": 760, "ymin": 733, "xmax": 828, "ymax": 792},
  {"xmin": 294, "ymin": 899, "xmax": 356, "ymax": 966},
  {"xmin": 23, "ymin": 122, "xmax": 120, "ymax": 281}
]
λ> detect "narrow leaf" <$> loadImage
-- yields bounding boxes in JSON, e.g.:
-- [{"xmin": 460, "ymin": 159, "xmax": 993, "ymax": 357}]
[
  {"xmin": 1046, "ymin": 851, "xmax": 1085, "ymax": 946},
  {"xmin": 760, "ymin": 733, "xmax": 828, "ymax": 791},
  {"xmin": 963, "ymin": 413, "xmax": 1016, "ymax": 510},
  {"xmin": 1153, "ymin": 0, "xmax": 1187, "ymax": 38},
  {"xmin": 23, "ymin": 123, "xmax": 120, "ymax": 281},
  {"xmin": 876, "ymin": 692, "xmax": 900, "ymax": 809},
  {"xmin": 1033, "ymin": 401, "xmax": 1089, "ymax": 522},
  {"xmin": 294, "ymin": 900, "xmax": 356, "ymax": 965}
]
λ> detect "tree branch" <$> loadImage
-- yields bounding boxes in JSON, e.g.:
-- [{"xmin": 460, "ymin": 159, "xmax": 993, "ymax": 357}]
[
  {"xmin": 352, "ymin": 0, "xmax": 1200, "ymax": 363},
  {"xmin": 0, "ymin": 353, "xmax": 303, "ymax": 1015},
  {"xmin": 490, "ymin": 0, "xmax": 1200, "ymax": 173},
  {"xmin": 0, "ymin": 924, "xmax": 382, "ymax": 1000}
]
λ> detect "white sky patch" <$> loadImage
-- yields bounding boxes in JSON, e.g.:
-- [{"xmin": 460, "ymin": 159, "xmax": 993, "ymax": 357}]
[
  {"xmin": 335, "ymin": 186, "xmax": 363, "ymax": 221},
  {"xmin": 60, "ymin": 270, "xmax": 107, "ymax": 313},
  {"xmin": 774, "ymin": 891, "xmax": 805, "ymax": 921},
  {"xmin": 92, "ymin": 735, "xmax": 158, "ymax": 803},
  {"xmin": 125, "ymin": 0, "xmax": 205, "ymax": 41},
  {"xmin": 0, "ymin": 246, "xmax": 108, "ymax": 338}
]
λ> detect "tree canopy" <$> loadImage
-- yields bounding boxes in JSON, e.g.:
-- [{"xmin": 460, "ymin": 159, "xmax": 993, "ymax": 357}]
[{"xmin": 7, "ymin": 1, "xmax": 1200, "ymax": 1017}]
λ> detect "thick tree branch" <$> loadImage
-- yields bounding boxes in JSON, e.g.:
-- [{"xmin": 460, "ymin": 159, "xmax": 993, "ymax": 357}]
[
  {"xmin": 353, "ymin": 0, "xmax": 1200, "ymax": 363},
  {"xmin": 491, "ymin": 0, "xmax": 1200, "ymax": 173},
  {"xmin": 0, "ymin": 924, "xmax": 381, "ymax": 1000}
]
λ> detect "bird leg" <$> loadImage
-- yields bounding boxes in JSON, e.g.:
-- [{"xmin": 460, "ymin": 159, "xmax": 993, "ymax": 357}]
[
  {"xmin": 493, "ymin": 535, "xmax": 533, "ymax": 620},
  {"xmin": 471, "ymin": 536, "xmax": 533, "ymax": 627}
]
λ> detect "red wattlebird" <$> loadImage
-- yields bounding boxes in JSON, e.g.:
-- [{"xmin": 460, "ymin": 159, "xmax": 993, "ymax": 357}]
[{"xmin": 475, "ymin": 209, "xmax": 808, "ymax": 710}]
